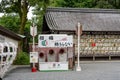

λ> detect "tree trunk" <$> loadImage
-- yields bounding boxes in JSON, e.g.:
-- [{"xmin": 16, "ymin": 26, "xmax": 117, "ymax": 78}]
[
  {"xmin": 19, "ymin": 0, "xmax": 28, "ymax": 35},
  {"xmin": 18, "ymin": 0, "xmax": 28, "ymax": 52}
]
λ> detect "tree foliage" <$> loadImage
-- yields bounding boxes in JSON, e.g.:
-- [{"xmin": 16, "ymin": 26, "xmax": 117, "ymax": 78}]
[
  {"xmin": 0, "ymin": 0, "xmax": 50, "ymax": 52},
  {"xmin": 95, "ymin": 0, "xmax": 114, "ymax": 8},
  {"xmin": 0, "ymin": 0, "xmax": 28, "ymax": 34},
  {"xmin": 54, "ymin": 0, "xmax": 120, "ymax": 9},
  {"xmin": 0, "ymin": 14, "xmax": 20, "ymax": 32},
  {"xmin": 13, "ymin": 51, "xmax": 29, "ymax": 65},
  {"xmin": 0, "ymin": 0, "xmax": 50, "ymax": 35}
]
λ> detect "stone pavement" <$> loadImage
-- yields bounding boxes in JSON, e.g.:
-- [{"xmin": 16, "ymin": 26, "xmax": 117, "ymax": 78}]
[{"xmin": 3, "ymin": 61, "xmax": 120, "ymax": 80}]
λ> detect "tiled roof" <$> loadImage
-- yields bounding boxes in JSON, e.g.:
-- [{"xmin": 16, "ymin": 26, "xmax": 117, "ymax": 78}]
[
  {"xmin": 0, "ymin": 25, "xmax": 22, "ymax": 40},
  {"xmin": 45, "ymin": 7, "xmax": 120, "ymax": 32}
]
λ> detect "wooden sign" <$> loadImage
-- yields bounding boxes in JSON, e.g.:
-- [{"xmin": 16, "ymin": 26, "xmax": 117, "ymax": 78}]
[
  {"xmin": 38, "ymin": 34, "xmax": 73, "ymax": 47},
  {"xmin": 30, "ymin": 52, "xmax": 38, "ymax": 63},
  {"xmin": 30, "ymin": 25, "xmax": 37, "ymax": 37},
  {"xmin": 76, "ymin": 23, "xmax": 82, "ymax": 36}
]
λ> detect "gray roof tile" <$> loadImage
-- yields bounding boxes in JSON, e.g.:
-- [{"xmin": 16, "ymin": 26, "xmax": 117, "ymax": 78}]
[{"xmin": 45, "ymin": 7, "xmax": 120, "ymax": 31}]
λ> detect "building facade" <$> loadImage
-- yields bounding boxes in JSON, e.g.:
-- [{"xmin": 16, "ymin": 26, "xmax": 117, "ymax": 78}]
[{"xmin": 0, "ymin": 25, "xmax": 22, "ymax": 51}]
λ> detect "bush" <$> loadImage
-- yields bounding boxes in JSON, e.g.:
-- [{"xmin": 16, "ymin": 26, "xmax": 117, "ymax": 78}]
[{"xmin": 13, "ymin": 52, "xmax": 30, "ymax": 65}]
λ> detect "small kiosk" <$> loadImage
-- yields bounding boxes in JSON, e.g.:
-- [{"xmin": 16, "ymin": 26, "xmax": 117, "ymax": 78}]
[{"xmin": 37, "ymin": 34, "xmax": 74, "ymax": 71}]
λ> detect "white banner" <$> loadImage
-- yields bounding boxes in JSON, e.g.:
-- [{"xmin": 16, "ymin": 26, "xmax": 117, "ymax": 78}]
[
  {"xmin": 38, "ymin": 34, "xmax": 73, "ymax": 47},
  {"xmin": 39, "ymin": 62, "xmax": 68, "ymax": 71}
]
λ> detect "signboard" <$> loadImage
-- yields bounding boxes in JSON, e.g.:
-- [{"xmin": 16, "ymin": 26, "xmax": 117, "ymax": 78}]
[
  {"xmin": 30, "ymin": 26, "xmax": 37, "ymax": 37},
  {"xmin": 38, "ymin": 34, "xmax": 73, "ymax": 47},
  {"xmin": 39, "ymin": 62, "xmax": 68, "ymax": 71},
  {"xmin": 76, "ymin": 23, "xmax": 82, "ymax": 36},
  {"xmin": 30, "ymin": 52, "xmax": 38, "ymax": 63}
]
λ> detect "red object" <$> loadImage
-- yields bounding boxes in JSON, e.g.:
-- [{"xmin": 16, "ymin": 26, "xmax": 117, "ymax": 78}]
[
  {"xmin": 91, "ymin": 42, "xmax": 96, "ymax": 47},
  {"xmin": 31, "ymin": 67, "xmax": 37, "ymax": 72},
  {"xmin": 39, "ymin": 53, "xmax": 44, "ymax": 58}
]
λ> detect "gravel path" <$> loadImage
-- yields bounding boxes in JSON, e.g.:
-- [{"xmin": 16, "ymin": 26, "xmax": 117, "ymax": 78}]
[{"xmin": 3, "ymin": 61, "xmax": 120, "ymax": 80}]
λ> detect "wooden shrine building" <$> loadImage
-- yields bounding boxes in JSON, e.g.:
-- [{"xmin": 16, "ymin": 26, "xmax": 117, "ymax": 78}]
[{"xmin": 42, "ymin": 7, "xmax": 120, "ymax": 60}]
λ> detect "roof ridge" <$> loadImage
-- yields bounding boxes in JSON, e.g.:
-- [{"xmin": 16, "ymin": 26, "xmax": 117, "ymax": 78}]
[
  {"xmin": 47, "ymin": 7, "xmax": 120, "ymax": 13},
  {"xmin": 0, "ymin": 25, "xmax": 22, "ymax": 40}
]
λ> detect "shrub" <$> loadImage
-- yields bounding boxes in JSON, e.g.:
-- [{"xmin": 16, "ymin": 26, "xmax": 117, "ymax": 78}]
[{"xmin": 13, "ymin": 52, "xmax": 29, "ymax": 65}]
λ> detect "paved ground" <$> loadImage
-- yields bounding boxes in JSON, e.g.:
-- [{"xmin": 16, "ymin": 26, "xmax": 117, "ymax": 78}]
[{"xmin": 3, "ymin": 61, "xmax": 120, "ymax": 80}]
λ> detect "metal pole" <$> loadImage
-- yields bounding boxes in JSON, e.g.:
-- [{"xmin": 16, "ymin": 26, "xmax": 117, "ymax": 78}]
[
  {"xmin": 32, "ymin": 24, "xmax": 35, "ymax": 68},
  {"xmin": 30, "ymin": 22, "xmax": 37, "ymax": 72},
  {"xmin": 76, "ymin": 22, "xmax": 81, "ymax": 71}
]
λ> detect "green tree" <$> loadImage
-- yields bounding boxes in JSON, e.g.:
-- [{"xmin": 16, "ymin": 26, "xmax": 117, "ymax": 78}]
[
  {"xmin": 0, "ymin": 14, "xmax": 32, "ymax": 52},
  {"xmin": 108, "ymin": 0, "xmax": 120, "ymax": 9},
  {"xmin": 0, "ymin": 14, "xmax": 20, "ymax": 32},
  {"xmin": 0, "ymin": 0, "xmax": 28, "ymax": 35},
  {"xmin": 0, "ymin": 0, "xmax": 50, "ymax": 35},
  {"xmin": 54, "ymin": 0, "xmax": 116, "ymax": 9},
  {"xmin": 0, "ymin": 0, "xmax": 50, "ymax": 52},
  {"xmin": 95, "ymin": 0, "xmax": 114, "ymax": 8},
  {"xmin": 32, "ymin": 0, "xmax": 50, "ymax": 34},
  {"xmin": 54, "ymin": 0, "xmax": 81, "ymax": 7},
  {"xmin": 78, "ymin": 0, "xmax": 95, "ymax": 8}
]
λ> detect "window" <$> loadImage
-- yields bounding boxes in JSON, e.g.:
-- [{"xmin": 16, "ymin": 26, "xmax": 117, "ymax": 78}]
[
  {"xmin": 49, "ymin": 36, "xmax": 53, "ymax": 40},
  {"xmin": 3, "ymin": 46, "xmax": 8, "ymax": 52},
  {"xmin": 10, "ymin": 47, "xmax": 13, "ymax": 52},
  {"xmin": 40, "ymin": 36, "xmax": 44, "ymax": 40}
]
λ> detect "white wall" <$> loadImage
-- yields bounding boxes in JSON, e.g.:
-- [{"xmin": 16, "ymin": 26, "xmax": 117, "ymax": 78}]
[{"xmin": 0, "ymin": 34, "xmax": 18, "ymax": 48}]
